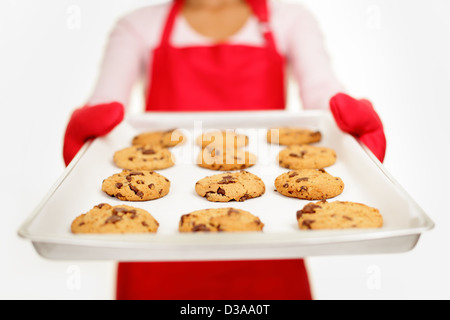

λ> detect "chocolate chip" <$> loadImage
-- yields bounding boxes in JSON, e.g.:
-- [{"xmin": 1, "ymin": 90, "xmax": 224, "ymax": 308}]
[
  {"xmin": 142, "ymin": 149, "xmax": 156, "ymax": 155},
  {"xmin": 180, "ymin": 214, "xmax": 189, "ymax": 224},
  {"xmin": 95, "ymin": 203, "xmax": 107, "ymax": 209},
  {"xmin": 192, "ymin": 224, "xmax": 210, "ymax": 232},
  {"xmin": 303, "ymin": 203, "xmax": 321, "ymax": 213},
  {"xmin": 290, "ymin": 151, "xmax": 306, "ymax": 158},
  {"xmin": 115, "ymin": 183, "xmax": 123, "ymax": 189},
  {"xmin": 302, "ymin": 219, "xmax": 315, "ymax": 229},
  {"xmin": 283, "ymin": 183, "xmax": 289, "ymax": 188},
  {"xmin": 112, "ymin": 207, "xmax": 137, "ymax": 217},
  {"xmin": 343, "ymin": 215, "xmax": 353, "ymax": 221},
  {"xmin": 297, "ymin": 203, "xmax": 321, "ymax": 219},
  {"xmin": 142, "ymin": 221, "xmax": 149, "ymax": 227},
  {"xmin": 296, "ymin": 177, "xmax": 309, "ymax": 182},
  {"xmin": 204, "ymin": 191, "xmax": 215, "ymax": 198},
  {"xmin": 288, "ymin": 172, "xmax": 299, "ymax": 178},
  {"xmin": 129, "ymin": 184, "xmax": 143, "ymax": 198},
  {"xmin": 227, "ymin": 208, "xmax": 241, "ymax": 215},
  {"xmin": 218, "ymin": 175, "xmax": 236, "ymax": 184},
  {"xmin": 300, "ymin": 186, "xmax": 308, "ymax": 192},
  {"xmin": 217, "ymin": 179, "xmax": 236, "ymax": 184},
  {"xmin": 126, "ymin": 172, "xmax": 144, "ymax": 182},
  {"xmin": 105, "ymin": 215, "xmax": 122, "ymax": 224},
  {"xmin": 148, "ymin": 183, "xmax": 155, "ymax": 189},
  {"xmin": 128, "ymin": 211, "xmax": 137, "ymax": 219},
  {"xmin": 129, "ymin": 185, "xmax": 138, "ymax": 192},
  {"xmin": 217, "ymin": 187, "xmax": 226, "ymax": 196},
  {"xmin": 238, "ymin": 194, "xmax": 250, "ymax": 201}
]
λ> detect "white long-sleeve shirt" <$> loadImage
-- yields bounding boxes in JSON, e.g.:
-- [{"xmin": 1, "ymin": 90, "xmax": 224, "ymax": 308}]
[{"xmin": 88, "ymin": 0, "xmax": 344, "ymax": 111}]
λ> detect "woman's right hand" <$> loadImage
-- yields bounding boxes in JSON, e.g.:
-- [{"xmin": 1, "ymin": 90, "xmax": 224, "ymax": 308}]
[{"xmin": 63, "ymin": 102, "xmax": 124, "ymax": 166}]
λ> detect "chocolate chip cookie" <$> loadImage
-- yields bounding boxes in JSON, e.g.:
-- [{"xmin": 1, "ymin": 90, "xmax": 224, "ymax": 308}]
[
  {"xmin": 132, "ymin": 129, "xmax": 185, "ymax": 148},
  {"xmin": 267, "ymin": 127, "xmax": 321, "ymax": 145},
  {"xmin": 196, "ymin": 130, "xmax": 248, "ymax": 149},
  {"xmin": 102, "ymin": 169, "xmax": 170, "ymax": 201},
  {"xmin": 195, "ymin": 171, "xmax": 265, "ymax": 202},
  {"xmin": 71, "ymin": 203, "xmax": 159, "ymax": 234},
  {"xmin": 113, "ymin": 145, "xmax": 174, "ymax": 170},
  {"xmin": 296, "ymin": 200, "xmax": 383, "ymax": 230},
  {"xmin": 274, "ymin": 169, "xmax": 344, "ymax": 200},
  {"xmin": 278, "ymin": 144, "xmax": 337, "ymax": 170},
  {"xmin": 179, "ymin": 208, "xmax": 264, "ymax": 232},
  {"xmin": 197, "ymin": 147, "xmax": 257, "ymax": 171}
]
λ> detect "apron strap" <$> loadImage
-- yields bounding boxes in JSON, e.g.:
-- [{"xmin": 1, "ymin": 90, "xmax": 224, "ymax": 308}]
[
  {"xmin": 159, "ymin": 0, "xmax": 183, "ymax": 47},
  {"xmin": 247, "ymin": 0, "xmax": 278, "ymax": 54},
  {"xmin": 246, "ymin": 0, "xmax": 269, "ymax": 23},
  {"xmin": 159, "ymin": 0, "xmax": 277, "ymax": 50}
]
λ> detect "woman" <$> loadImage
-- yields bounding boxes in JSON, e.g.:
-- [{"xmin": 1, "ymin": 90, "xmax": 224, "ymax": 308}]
[{"xmin": 63, "ymin": 0, "xmax": 386, "ymax": 300}]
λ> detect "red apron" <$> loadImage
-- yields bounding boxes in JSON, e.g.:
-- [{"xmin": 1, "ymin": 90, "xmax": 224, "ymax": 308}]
[
  {"xmin": 145, "ymin": 0, "xmax": 285, "ymax": 111},
  {"xmin": 117, "ymin": 0, "xmax": 312, "ymax": 300}
]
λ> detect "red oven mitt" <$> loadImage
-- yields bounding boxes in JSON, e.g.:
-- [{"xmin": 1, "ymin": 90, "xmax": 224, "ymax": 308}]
[
  {"xmin": 63, "ymin": 102, "xmax": 124, "ymax": 166},
  {"xmin": 330, "ymin": 93, "xmax": 386, "ymax": 162}
]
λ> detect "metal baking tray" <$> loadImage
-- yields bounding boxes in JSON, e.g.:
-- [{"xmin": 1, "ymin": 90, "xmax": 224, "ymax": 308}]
[{"xmin": 18, "ymin": 110, "xmax": 434, "ymax": 261}]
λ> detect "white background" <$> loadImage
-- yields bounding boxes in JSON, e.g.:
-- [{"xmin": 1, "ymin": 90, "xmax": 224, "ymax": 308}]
[{"xmin": 1, "ymin": 0, "xmax": 449, "ymax": 299}]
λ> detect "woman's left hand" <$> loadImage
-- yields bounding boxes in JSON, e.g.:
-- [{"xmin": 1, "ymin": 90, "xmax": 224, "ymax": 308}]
[{"xmin": 330, "ymin": 93, "xmax": 387, "ymax": 162}]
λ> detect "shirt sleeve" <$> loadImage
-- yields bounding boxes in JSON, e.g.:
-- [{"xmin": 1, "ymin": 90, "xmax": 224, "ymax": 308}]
[
  {"xmin": 283, "ymin": 4, "xmax": 345, "ymax": 110},
  {"xmin": 86, "ymin": 16, "xmax": 146, "ymax": 109}
]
